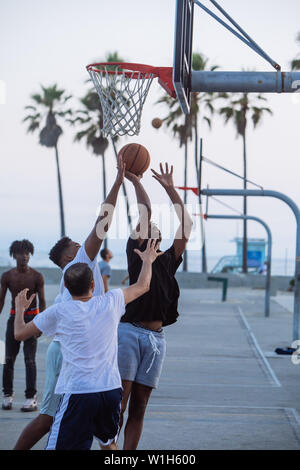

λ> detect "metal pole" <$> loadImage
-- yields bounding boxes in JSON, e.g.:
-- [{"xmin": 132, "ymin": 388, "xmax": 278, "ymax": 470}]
[
  {"xmin": 191, "ymin": 71, "xmax": 300, "ymax": 93},
  {"xmin": 206, "ymin": 214, "xmax": 272, "ymax": 318},
  {"xmin": 202, "ymin": 188, "xmax": 300, "ymax": 341},
  {"xmin": 198, "ymin": 139, "xmax": 207, "ymax": 273}
]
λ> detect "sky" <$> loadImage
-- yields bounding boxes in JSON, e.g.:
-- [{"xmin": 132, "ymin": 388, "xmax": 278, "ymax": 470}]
[{"xmin": 0, "ymin": 0, "xmax": 300, "ymax": 268}]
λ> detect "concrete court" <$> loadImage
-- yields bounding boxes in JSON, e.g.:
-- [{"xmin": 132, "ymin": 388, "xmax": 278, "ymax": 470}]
[{"xmin": 0, "ymin": 284, "xmax": 299, "ymax": 450}]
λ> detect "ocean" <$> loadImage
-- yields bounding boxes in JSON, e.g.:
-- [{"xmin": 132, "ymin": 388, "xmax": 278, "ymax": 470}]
[{"xmin": 0, "ymin": 247, "xmax": 295, "ymax": 276}]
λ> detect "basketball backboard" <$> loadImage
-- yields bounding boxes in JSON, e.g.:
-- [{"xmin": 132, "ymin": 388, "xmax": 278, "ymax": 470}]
[{"xmin": 173, "ymin": 0, "xmax": 194, "ymax": 114}]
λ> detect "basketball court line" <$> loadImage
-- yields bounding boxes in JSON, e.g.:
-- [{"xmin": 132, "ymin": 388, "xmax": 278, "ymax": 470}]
[
  {"xmin": 237, "ymin": 306, "xmax": 282, "ymax": 387},
  {"xmin": 159, "ymin": 382, "xmax": 281, "ymax": 388},
  {"xmin": 148, "ymin": 403, "xmax": 296, "ymax": 410}
]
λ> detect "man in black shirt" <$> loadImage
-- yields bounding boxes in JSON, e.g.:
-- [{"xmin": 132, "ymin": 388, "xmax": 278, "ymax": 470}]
[{"xmin": 118, "ymin": 162, "xmax": 193, "ymax": 450}]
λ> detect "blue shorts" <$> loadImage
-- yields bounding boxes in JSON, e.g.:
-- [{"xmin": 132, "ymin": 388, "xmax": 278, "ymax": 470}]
[
  {"xmin": 118, "ymin": 322, "xmax": 166, "ymax": 389},
  {"xmin": 40, "ymin": 341, "xmax": 63, "ymax": 417},
  {"xmin": 46, "ymin": 388, "xmax": 123, "ymax": 450}
]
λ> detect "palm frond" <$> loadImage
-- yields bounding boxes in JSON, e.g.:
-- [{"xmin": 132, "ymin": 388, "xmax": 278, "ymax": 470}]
[
  {"xmin": 203, "ymin": 116, "xmax": 212, "ymax": 129},
  {"xmin": 291, "ymin": 59, "xmax": 300, "ymax": 70},
  {"xmin": 24, "ymin": 105, "xmax": 37, "ymax": 111},
  {"xmin": 22, "ymin": 113, "xmax": 41, "ymax": 123},
  {"xmin": 31, "ymin": 93, "xmax": 43, "ymax": 104},
  {"xmin": 219, "ymin": 106, "xmax": 234, "ymax": 123},
  {"xmin": 27, "ymin": 121, "xmax": 40, "ymax": 133}
]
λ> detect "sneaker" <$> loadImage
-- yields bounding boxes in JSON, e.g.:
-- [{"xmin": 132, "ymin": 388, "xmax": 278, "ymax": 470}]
[
  {"xmin": 2, "ymin": 395, "xmax": 13, "ymax": 410},
  {"xmin": 21, "ymin": 396, "xmax": 37, "ymax": 412}
]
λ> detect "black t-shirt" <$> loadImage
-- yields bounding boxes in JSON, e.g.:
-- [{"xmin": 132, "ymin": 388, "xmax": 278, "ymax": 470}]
[{"xmin": 120, "ymin": 237, "xmax": 183, "ymax": 327}]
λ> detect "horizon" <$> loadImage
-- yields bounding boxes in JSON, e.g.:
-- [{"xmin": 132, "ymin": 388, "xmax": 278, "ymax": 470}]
[{"xmin": 1, "ymin": 0, "xmax": 300, "ymax": 269}]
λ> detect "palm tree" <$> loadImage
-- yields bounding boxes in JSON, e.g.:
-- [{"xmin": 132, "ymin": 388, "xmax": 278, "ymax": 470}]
[
  {"xmin": 23, "ymin": 84, "xmax": 72, "ymax": 237},
  {"xmin": 291, "ymin": 32, "xmax": 300, "ymax": 70},
  {"xmin": 156, "ymin": 52, "xmax": 219, "ymax": 272},
  {"xmin": 219, "ymin": 93, "xmax": 273, "ymax": 273}
]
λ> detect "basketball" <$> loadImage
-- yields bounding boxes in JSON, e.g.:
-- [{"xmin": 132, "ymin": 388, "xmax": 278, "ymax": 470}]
[
  {"xmin": 152, "ymin": 118, "xmax": 163, "ymax": 129},
  {"xmin": 119, "ymin": 143, "xmax": 150, "ymax": 175}
]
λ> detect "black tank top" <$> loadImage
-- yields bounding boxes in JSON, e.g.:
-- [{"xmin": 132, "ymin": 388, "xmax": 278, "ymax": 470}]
[{"xmin": 120, "ymin": 237, "xmax": 183, "ymax": 327}]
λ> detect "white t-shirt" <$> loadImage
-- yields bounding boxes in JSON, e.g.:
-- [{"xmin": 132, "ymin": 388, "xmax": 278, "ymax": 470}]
[
  {"xmin": 52, "ymin": 243, "xmax": 105, "ymax": 343},
  {"xmin": 60, "ymin": 243, "xmax": 105, "ymax": 301},
  {"xmin": 34, "ymin": 289, "xmax": 125, "ymax": 394}
]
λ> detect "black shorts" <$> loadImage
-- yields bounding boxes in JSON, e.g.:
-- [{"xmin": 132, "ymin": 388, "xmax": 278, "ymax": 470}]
[{"xmin": 46, "ymin": 388, "xmax": 123, "ymax": 450}]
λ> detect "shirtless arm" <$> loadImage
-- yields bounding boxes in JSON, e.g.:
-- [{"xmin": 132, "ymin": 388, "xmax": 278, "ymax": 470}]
[
  {"xmin": 0, "ymin": 273, "xmax": 8, "ymax": 314},
  {"xmin": 36, "ymin": 273, "xmax": 46, "ymax": 312}
]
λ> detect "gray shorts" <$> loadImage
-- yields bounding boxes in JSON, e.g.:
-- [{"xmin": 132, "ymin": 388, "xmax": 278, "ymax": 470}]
[
  {"xmin": 40, "ymin": 341, "xmax": 63, "ymax": 417},
  {"xmin": 118, "ymin": 322, "xmax": 166, "ymax": 389}
]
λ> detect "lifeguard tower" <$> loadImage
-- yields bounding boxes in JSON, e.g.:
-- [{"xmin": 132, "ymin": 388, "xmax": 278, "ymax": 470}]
[{"xmin": 211, "ymin": 238, "xmax": 266, "ymax": 273}]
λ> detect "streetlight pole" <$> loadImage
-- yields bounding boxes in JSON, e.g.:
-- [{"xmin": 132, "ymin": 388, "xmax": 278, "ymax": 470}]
[
  {"xmin": 202, "ymin": 188, "xmax": 300, "ymax": 342},
  {"xmin": 206, "ymin": 214, "xmax": 272, "ymax": 318}
]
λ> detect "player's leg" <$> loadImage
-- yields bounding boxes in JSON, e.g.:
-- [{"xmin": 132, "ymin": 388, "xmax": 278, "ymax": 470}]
[
  {"xmin": 119, "ymin": 379, "xmax": 133, "ymax": 432},
  {"xmin": 123, "ymin": 382, "xmax": 153, "ymax": 450},
  {"xmin": 94, "ymin": 388, "xmax": 123, "ymax": 451},
  {"xmin": 13, "ymin": 341, "xmax": 63, "ymax": 449},
  {"xmin": 123, "ymin": 326, "xmax": 167, "ymax": 450},
  {"xmin": 13, "ymin": 414, "xmax": 54, "ymax": 450},
  {"xmin": 2, "ymin": 316, "xmax": 20, "ymax": 409},
  {"xmin": 46, "ymin": 393, "xmax": 95, "ymax": 450},
  {"xmin": 21, "ymin": 324, "xmax": 38, "ymax": 411},
  {"xmin": 117, "ymin": 323, "xmax": 140, "ymax": 434}
]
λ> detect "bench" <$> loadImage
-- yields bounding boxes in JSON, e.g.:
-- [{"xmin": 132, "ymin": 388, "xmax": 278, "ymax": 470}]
[{"xmin": 207, "ymin": 276, "xmax": 228, "ymax": 301}]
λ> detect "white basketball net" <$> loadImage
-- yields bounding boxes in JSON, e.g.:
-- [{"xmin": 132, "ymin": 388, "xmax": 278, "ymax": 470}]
[{"xmin": 87, "ymin": 66, "xmax": 155, "ymax": 137}]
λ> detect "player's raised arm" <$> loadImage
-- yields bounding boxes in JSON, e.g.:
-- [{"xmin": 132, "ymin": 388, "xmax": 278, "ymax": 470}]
[
  {"xmin": 125, "ymin": 171, "xmax": 152, "ymax": 243},
  {"xmin": 151, "ymin": 163, "xmax": 193, "ymax": 259},
  {"xmin": 14, "ymin": 289, "xmax": 41, "ymax": 341},
  {"xmin": 0, "ymin": 272, "xmax": 8, "ymax": 314},
  {"xmin": 122, "ymin": 240, "xmax": 163, "ymax": 304},
  {"xmin": 84, "ymin": 155, "xmax": 125, "ymax": 261}
]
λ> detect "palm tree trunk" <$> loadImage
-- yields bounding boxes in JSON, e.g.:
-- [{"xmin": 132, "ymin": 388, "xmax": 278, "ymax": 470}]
[
  {"xmin": 194, "ymin": 116, "xmax": 199, "ymax": 174},
  {"xmin": 54, "ymin": 144, "xmax": 66, "ymax": 237},
  {"xmin": 111, "ymin": 138, "xmax": 133, "ymax": 234},
  {"xmin": 183, "ymin": 141, "xmax": 188, "ymax": 272},
  {"xmin": 102, "ymin": 154, "xmax": 108, "ymax": 250},
  {"xmin": 242, "ymin": 131, "xmax": 248, "ymax": 273},
  {"xmin": 196, "ymin": 128, "xmax": 207, "ymax": 273}
]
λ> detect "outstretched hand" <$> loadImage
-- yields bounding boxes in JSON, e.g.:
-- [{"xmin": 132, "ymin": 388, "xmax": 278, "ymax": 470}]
[
  {"xmin": 151, "ymin": 163, "xmax": 174, "ymax": 190},
  {"xmin": 15, "ymin": 289, "xmax": 36, "ymax": 313},
  {"xmin": 134, "ymin": 239, "xmax": 164, "ymax": 264},
  {"xmin": 125, "ymin": 171, "xmax": 142, "ymax": 185}
]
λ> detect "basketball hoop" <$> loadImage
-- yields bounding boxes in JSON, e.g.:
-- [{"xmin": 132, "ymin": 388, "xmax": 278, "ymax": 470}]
[{"xmin": 86, "ymin": 62, "xmax": 175, "ymax": 137}]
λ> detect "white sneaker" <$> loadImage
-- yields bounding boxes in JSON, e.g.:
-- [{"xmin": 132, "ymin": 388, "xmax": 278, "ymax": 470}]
[
  {"xmin": 2, "ymin": 395, "xmax": 13, "ymax": 410},
  {"xmin": 21, "ymin": 396, "xmax": 37, "ymax": 412}
]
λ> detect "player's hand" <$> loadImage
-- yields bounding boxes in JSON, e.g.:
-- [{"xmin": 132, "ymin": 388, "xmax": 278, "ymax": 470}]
[
  {"xmin": 151, "ymin": 163, "xmax": 174, "ymax": 189},
  {"xmin": 116, "ymin": 154, "xmax": 126, "ymax": 185},
  {"xmin": 15, "ymin": 289, "xmax": 36, "ymax": 313},
  {"xmin": 134, "ymin": 239, "xmax": 164, "ymax": 264},
  {"xmin": 125, "ymin": 171, "xmax": 142, "ymax": 185}
]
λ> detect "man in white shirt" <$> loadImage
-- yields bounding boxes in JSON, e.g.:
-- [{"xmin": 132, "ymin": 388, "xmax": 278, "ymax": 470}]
[
  {"xmin": 14, "ymin": 240, "xmax": 162, "ymax": 450},
  {"xmin": 13, "ymin": 155, "xmax": 125, "ymax": 450}
]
